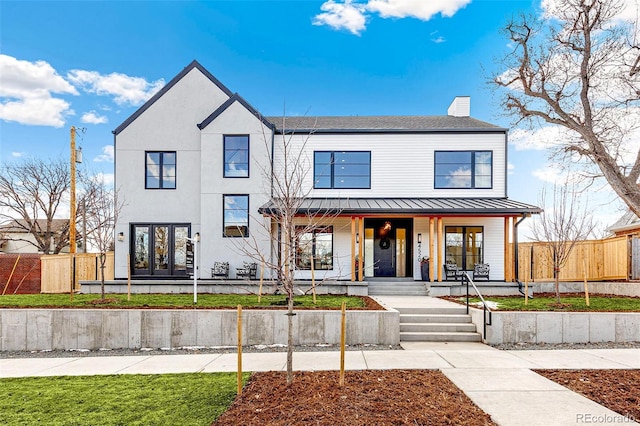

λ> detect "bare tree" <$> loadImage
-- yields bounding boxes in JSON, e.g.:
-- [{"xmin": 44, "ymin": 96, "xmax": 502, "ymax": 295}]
[
  {"xmin": 83, "ymin": 178, "xmax": 122, "ymax": 299},
  {"xmin": 233, "ymin": 117, "xmax": 342, "ymax": 384},
  {"xmin": 531, "ymin": 182, "xmax": 596, "ymax": 303},
  {"xmin": 0, "ymin": 157, "xmax": 73, "ymax": 254},
  {"xmin": 493, "ymin": 0, "xmax": 640, "ymax": 216}
]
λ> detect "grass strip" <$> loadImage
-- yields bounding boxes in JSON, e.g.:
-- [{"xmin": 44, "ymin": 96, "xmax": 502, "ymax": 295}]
[
  {"xmin": 0, "ymin": 372, "xmax": 248, "ymax": 426},
  {"xmin": 0, "ymin": 294, "xmax": 365, "ymax": 309},
  {"xmin": 459, "ymin": 295, "xmax": 640, "ymax": 311}
]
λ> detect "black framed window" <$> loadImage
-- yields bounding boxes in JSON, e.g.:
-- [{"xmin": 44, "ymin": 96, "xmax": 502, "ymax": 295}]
[
  {"xmin": 224, "ymin": 135, "xmax": 249, "ymax": 177},
  {"xmin": 445, "ymin": 226, "xmax": 484, "ymax": 270},
  {"xmin": 131, "ymin": 223, "xmax": 190, "ymax": 276},
  {"xmin": 145, "ymin": 151, "xmax": 176, "ymax": 189},
  {"xmin": 223, "ymin": 195, "xmax": 249, "ymax": 237},
  {"xmin": 434, "ymin": 151, "xmax": 492, "ymax": 189},
  {"xmin": 295, "ymin": 226, "xmax": 333, "ymax": 270},
  {"xmin": 314, "ymin": 151, "xmax": 371, "ymax": 189}
]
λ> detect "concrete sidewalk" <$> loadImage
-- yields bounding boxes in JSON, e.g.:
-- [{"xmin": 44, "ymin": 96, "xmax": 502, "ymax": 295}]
[{"xmin": 1, "ymin": 343, "xmax": 639, "ymax": 425}]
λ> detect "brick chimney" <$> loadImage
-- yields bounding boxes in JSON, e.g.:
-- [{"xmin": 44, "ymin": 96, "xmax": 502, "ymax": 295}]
[{"xmin": 447, "ymin": 96, "xmax": 470, "ymax": 117}]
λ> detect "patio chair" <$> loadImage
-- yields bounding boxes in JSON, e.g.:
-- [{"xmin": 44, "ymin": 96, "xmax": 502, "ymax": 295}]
[
  {"xmin": 444, "ymin": 262, "xmax": 463, "ymax": 281},
  {"xmin": 473, "ymin": 263, "xmax": 490, "ymax": 281},
  {"xmin": 211, "ymin": 261, "xmax": 229, "ymax": 279},
  {"xmin": 236, "ymin": 262, "xmax": 257, "ymax": 280}
]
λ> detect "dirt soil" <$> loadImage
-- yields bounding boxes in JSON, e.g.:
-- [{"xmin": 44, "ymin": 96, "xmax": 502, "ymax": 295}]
[
  {"xmin": 214, "ymin": 370, "xmax": 496, "ymax": 426},
  {"xmin": 536, "ymin": 369, "xmax": 640, "ymax": 421}
]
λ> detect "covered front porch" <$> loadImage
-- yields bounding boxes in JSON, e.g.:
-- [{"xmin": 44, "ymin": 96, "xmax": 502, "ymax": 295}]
[{"xmin": 260, "ymin": 197, "xmax": 542, "ymax": 284}]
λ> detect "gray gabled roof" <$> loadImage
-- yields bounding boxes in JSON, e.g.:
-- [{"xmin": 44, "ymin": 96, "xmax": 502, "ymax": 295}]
[
  {"xmin": 198, "ymin": 93, "xmax": 275, "ymax": 130},
  {"xmin": 113, "ymin": 60, "xmax": 234, "ymax": 136},
  {"xmin": 258, "ymin": 197, "xmax": 542, "ymax": 216},
  {"xmin": 265, "ymin": 115, "xmax": 505, "ymax": 134}
]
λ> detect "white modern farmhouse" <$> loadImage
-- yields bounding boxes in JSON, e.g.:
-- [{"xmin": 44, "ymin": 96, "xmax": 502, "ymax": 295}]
[{"xmin": 113, "ymin": 60, "xmax": 540, "ymax": 287}]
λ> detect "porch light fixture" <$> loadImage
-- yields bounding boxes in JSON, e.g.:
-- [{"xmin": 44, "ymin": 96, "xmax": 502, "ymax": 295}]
[
  {"xmin": 417, "ymin": 233, "xmax": 422, "ymax": 244},
  {"xmin": 356, "ymin": 232, "xmax": 360, "ymax": 244},
  {"xmin": 195, "ymin": 232, "xmax": 200, "ymax": 242},
  {"xmin": 117, "ymin": 232, "xmax": 124, "ymax": 242},
  {"xmin": 383, "ymin": 221, "xmax": 392, "ymax": 232}
]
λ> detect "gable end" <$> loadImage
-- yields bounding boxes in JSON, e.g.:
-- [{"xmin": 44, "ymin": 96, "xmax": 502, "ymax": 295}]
[{"xmin": 112, "ymin": 60, "xmax": 234, "ymax": 136}]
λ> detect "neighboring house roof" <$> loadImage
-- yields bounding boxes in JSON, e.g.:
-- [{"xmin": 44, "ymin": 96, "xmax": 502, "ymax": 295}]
[
  {"xmin": 198, "ymin": 93, "xmax": 275, "ymax": 131},
  {"xmin": 1, "ymin": 219, "xmax": 69, "ymax": 234},
  {"xmin": 607, "ymin": 210, "xmax": 640, "ymax": 234},
  {"xmin": 258, "ymin": 197, "xmax": 542, "ymax": 216},
  {"xmin": 265, "ymin": 115, "xmax": 505, "ymax": 134},
  {"xmin": 113, "ymin": 60, "xmax": 234, "ymax": 136}
]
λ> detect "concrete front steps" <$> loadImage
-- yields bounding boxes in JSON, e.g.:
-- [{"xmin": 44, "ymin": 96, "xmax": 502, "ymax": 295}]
[
  {"xmin": 398, "ymin": 306, "xmax": 482, "ymax": 342},
  {"xmin": 367, "ymin": 280, "xmax": 428, "ymax": 296}
]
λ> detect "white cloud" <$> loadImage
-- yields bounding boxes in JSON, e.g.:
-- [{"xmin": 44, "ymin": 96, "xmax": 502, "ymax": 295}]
[
  {"xmin": 11, "ymin": 151, "xmax": 24, "ymax": 157},
  {"xmin": 509, "ymin": 127, "xmax": 571, "ymax": 151},
  {"xmin": 367, "ymin": 0, "xmax": 471, "ymax": 20},
  {"xmin": 91, "ymin": 172, "xmax": 115, "ymax": 187},
  {"xmin": 81, "ymin": 110, "xmax": 108, "ymax": 124},
  {"xmin": 67, "ymin": 70, "xmax": 164, "ymax": 106},
  {"xmin": 94, "ymin": 145, "xmax": 114, "ymax": 163},
  {"xmin": 313, "ymin": 0, "xmax": 367, "ymax": 35},
  {"xmin": 0, "ymin": 55, "xmax": 77, "ymax": 127},
  {"xmin": 507, "ymin": 163, "xmax": 515, "ymax": 175},
  {"xmin": 313, "ymin": 0, "xmax": 470, "ymax": 34}
]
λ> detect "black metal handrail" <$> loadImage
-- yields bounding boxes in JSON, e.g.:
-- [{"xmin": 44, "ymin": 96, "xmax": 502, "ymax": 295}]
[{"xmin": 463, "ymin": 271, "xmax": 492, "ymax": 340}]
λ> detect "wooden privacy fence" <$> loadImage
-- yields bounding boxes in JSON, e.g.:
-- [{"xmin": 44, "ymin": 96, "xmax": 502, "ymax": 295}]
[
  {"xmin": 41, "ymin": 252, "xmax": 114, "ymax": 293},
  {"xmin": 517, "ymin": 237, "xmax": 628, "ymax": 282}
]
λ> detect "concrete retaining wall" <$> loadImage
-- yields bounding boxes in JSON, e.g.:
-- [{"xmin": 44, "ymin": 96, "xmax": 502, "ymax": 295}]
[
  {"xmin": 79, "ymin": 280, "xmax": 369, "ymax": 296},
  {"xmin": 469, "ymin": 308, "xmax": 640, "ymax": 345},
  {"xmin": 0, "ymin": 308, "xmax": 399, "ymax": 351},
  {"xmin": 533, "ymin": 282, "xmax": 640, "ymax": 297}
]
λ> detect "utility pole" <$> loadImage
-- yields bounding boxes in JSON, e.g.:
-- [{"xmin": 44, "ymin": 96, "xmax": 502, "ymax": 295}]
[{"xmin": 70, "ymin": 126, "xmax": 77, "ymax": 254}]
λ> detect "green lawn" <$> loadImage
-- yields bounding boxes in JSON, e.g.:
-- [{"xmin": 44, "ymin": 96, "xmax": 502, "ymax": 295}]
[
  {"xmin": 458, "ymin": 295, "xmax": 640, "ymax": 311},
  {"xmin": 0, "ymin": 372, "xmax": 248, "ymax": 426},
  {"xmin": 0, "ymin": 294, "xmax": 366, "ymax": 309}
]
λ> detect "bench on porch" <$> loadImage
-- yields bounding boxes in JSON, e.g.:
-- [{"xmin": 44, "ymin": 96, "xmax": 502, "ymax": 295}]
[
  {"xmin": 236, "ymin": 262, "xmax": 257, "ymax": 280},
  {"xmin": 211, "ymin": 261, "xmax": 229, "ymax": 279},
  {"xmin": 444, "ymin": 262, "xmax": 464, "ymax": 281},
  {"xmin": 473, "ymin": 263, "xmax": 490, "ymax": 281}
]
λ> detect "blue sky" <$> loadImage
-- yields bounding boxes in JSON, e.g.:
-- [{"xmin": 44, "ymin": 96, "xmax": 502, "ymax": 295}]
[{"xmin": 0, "ymin": 0, "xmax": 634, "ymax": 232}]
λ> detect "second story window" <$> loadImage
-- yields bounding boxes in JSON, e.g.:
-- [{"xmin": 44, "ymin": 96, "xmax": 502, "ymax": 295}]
[
  {"xmin": 223, "ymin": 195, "xmax": 249, "ymax": 237},
  {"xmin": 314, "ymin": 151, "xmax": 371, "ymax": 189},
  {"xmin": 224, "ymin": 135, "xmax": 249, "ymax": 177},
  {"xmin": 146, "ymin": 151, "xmax": 176, "ymax": 189},
  {"xmin": 434, "ymin": 151, "xmax": 492, "ymax": 189}
]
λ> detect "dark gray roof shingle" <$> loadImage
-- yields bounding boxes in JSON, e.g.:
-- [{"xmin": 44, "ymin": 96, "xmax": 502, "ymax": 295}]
[{"xmin": 265, "ymin": 115, "xmax": 504, "ymax": 133}]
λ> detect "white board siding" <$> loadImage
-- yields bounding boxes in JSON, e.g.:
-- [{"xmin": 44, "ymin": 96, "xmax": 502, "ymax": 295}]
[
  {"xmin": 273, "ymin": 132, "xmax": 507, "ymax": 199},
  {"xmin": 290, "ymin": 217, "xmax": 505, "ymax": 282}
]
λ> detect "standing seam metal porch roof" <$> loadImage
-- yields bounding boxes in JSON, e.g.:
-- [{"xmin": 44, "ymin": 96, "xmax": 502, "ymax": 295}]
[{"xmin": 258, "ymin": 198, "xmax": 542, "ymax": 216}]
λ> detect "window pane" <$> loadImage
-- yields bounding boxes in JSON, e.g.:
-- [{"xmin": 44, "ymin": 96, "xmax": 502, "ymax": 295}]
[
  {"xmin": 146, "ymin": 174, "xmax": 160, "ymax": 189},
  {"xmin": 335, "ymin": 175, "xmax": 370, "ymax": 188},
  {"xmin": 154, "ymin": 226, "xmax": 169, "ymax": 270},
  {"xmin": 223, "ymin": 195, "xmax": 249, "ymax": 237},
  {"xmin": 436, "ymin": 151, "xmax": 471, "ymax": 164},
  {"xmin": 146, "ymin": 152, "xmax": 160, "ymax": 165},
  {"xmin": 163, "ymin": 152, "xmax": 176, "ymax": 165},
  {"xmin": 295, "ymin": 226, "xmax": 333, "ymax": 270},
  {"xmin": 314, "ymin": 152, "xmax": 332, "ymax": 188},
  {"xmin": 134, "ymin": 226, "xmax": 149, "ymax": 270},
  {"xmin": 334, "ymin": 151, "xmax": 369, "ymax": 164},
  {"xmin": 314, "ymin": 175, "xmax": 332, "ymax": 188},
  {"xmin": 174, "ymin": 226, "xmax": 188, "ymax": 271},
  {"xmin": 224, "ymin": 136, "xmax": 249, "ymax": 178}
]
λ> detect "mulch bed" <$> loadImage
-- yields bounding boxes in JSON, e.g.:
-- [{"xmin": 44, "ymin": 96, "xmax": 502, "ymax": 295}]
[
  {"xmin": 214, "ymin": 370, "xmax": 496, "ymax": 425},
  {"xmin": 536, "ymin": 370, "xmax": 640, "ymax": 421}
]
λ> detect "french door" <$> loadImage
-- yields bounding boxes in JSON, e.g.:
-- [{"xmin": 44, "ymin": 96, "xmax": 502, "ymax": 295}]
[{"xmin": 131, "ymin": 223, "xmax": 190, "ymax": 276}]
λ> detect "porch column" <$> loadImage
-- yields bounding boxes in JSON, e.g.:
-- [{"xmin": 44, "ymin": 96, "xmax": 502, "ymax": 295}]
[
  {"xmin": 358, "ymin": 216, "xmax": 364, "ymax": 281},
  {"xmin": 429, "ymin": 217, "xmax": 435, "ymax": 281},
  {"xmin": 351, "ymin": 217, "xmax": 356, "ymax": 281},
  {"xmin": 504, "ymin": 217, "xmax": 512, "ymax": 282},
  {"xmin": 512, "ymin": 217, "xmax": 518, "ymax": 281},
  {"xmin": 437, "ymin": 217, "xmax": 444, "ymax": 282}
]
